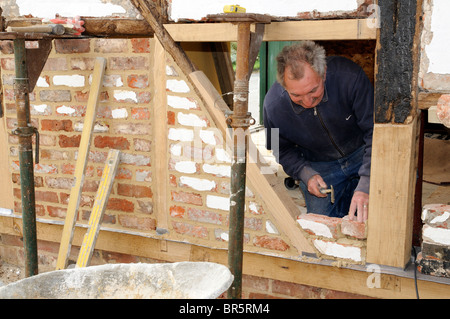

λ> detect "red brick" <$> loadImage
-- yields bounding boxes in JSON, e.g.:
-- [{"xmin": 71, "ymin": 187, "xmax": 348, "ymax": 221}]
[
  {"xmin": 39, "ymin": 90, "xmax": 71, "ymax": 102},
  {"xmin": 109, "ymin": 57, "xmax": 148, "ymax": 70},
  {"xmin": 117, "ymin": 183, "xmax": 152, "ymax": 198},
  {"xmin": 47, "ymin": 206, "xmax": 68, "ymax": 219},
  {"xmin": 131, "ymin": 107, "xmax": 150, "ymax": 120},
  {"xmin": 94, "ymin": 39, "xmax": 128, "ymax": 53},
  {"xmin": 127, "ymin": 74, "xmax": 149, "ymax": 88},
  {"xmin": 187, "ymin": 207, "xmax": 223, "ymax": 225},
  {"xmin": 41, "ymin": 119, "xmax": 73, "ymax": 132},
  {"xmin": 171, "ymin": 221, "xmax": 208, "ymax": 238},
  {"xmin": 272, "ymin": 280, "xmax": 321, "ymax": 298},
  {"xmin": 107, "ymin": 198, "xmax": 134, "ymax": 212},
  {"xmin": 1, "ymin": 58, "xmax": 14, "ymax": 70},
  {"xmin": 115, "ymin": 167, "xmax": 132, "ymax": 180},
  {"xmin": 297, "ymin": 213, "xmax": 342, "ymax": 239},
  {"xmin": 54, "ymin": 39, "xmax": 91, "ymax": 54},
  {"xmin": 118, "ymin": 215, "xmax": 156, "ymax": 231},
  {"xmin": 170, "ymin": 205, "xmax": 185, "ymax": 218},
  {"xmin": 253, "ymin": 235, "xmax": 290, "ymax": 251},
  {"xmin": 94, "ymin": 136, "xmax": 130, "ymax": 150},
  {"xmin": 167, "ymin": 111, "xmax": 176, "ymax": 125},
  {"xmin": 35, "ymin": 190, "xmax": 59, "ymax": 203},
  {"xmin": 43, "ymin": 58, "xmax": 68, "ymax": 71},
  {"xmin": 59, "ymin": 134, "xmax": 81, "ymax": 148},
  {"xmin": 131, "ymin": 38, "xmax": 150, "ymax": 53},
  {"xmin": 341, "ymin": 216, "xmax": 367, "ymax": 239},
  {"xmin": 74, "ymin": 90, "xmax": 109, "ymax": 102},
  {"xmin": 171, "ymin": 190, "xmax": 202, "ymax": 206},
  {"xmin": 45, "ymin": 176, "xmax": 73, "ymax": 189}
]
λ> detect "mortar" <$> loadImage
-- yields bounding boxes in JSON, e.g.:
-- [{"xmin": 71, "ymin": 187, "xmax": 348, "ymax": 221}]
[{"xmin": 0, "ymin": 262, "xmax": 233, "ymax": 299}]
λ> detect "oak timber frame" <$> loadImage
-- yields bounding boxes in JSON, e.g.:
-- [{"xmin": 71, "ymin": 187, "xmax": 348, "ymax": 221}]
[{"xmin": 0, "ymin": 0, "xmax": 440, "ymax": 297}]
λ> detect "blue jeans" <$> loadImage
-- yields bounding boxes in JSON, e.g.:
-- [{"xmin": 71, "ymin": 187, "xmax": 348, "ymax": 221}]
[{"xmin": 299, "ymin": 146, "xmax": 364, "ymax": 218}]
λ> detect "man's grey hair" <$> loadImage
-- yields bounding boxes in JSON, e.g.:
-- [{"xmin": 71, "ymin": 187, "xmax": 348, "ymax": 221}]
[{"xmin": 276, "ymin": 41, "xmax": 327, "ymax": 87}]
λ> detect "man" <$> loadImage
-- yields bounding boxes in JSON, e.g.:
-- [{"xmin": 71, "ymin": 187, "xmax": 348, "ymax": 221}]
[{"xmin": 263, "ymin": 41, "xmax": 374, "ymax": 222}]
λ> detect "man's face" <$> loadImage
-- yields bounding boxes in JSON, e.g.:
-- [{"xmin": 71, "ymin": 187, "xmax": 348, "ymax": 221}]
[{"xmin": 284, "ymin": 63, "xmax": 325, "ymax": 109}]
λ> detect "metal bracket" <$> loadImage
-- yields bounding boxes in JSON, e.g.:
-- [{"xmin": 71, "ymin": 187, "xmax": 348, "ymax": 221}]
[
  {"xmin": 25, "ymin": 39, "xmax": 52, "ymax": 92},
  {"xmin": 225, "ymin": 110, "xmax": 255, "ymax": 128},
  {"xmin": 247, "ymin": 23, "xmax": 265, "ymax": 78},
  {"xmin": 12, "ymin": 126, "xmax": 40, "ymax": 163}
]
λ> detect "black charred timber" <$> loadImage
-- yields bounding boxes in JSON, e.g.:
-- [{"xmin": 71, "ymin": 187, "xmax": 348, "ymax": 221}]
[
  {"xmin": 13, "ymin": 38, "xmax": 38, "ymax": 277},
  {"xmin": 375, "ymin": 0, "xmax": 421, "ymax": 123}
]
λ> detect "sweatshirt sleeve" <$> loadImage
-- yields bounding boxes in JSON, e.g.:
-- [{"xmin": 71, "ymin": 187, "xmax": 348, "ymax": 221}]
[{"xmin": 350, "ymin": 68, "xmax": 374, "ymax": 194}]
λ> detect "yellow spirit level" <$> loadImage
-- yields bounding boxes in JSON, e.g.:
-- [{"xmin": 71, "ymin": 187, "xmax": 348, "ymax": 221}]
[{"xmin": 223, "ymin": 4, "xmax": 246, "ymax": 13}]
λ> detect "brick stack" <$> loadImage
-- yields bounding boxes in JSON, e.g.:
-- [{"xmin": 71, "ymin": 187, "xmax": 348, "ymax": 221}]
[
  {"xmin": 297, "ymin": 213, "xmax": 367, "ymax": 263},
  {"xmin": 417, "ymin": 204, "xmax": 450, "ymax": 278}
]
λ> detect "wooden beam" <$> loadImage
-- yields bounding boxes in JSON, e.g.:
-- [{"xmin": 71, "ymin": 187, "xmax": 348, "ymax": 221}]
[
  {"xmin": 367, "ymin": 119, "xmax": 419, "ymax": 268},
  {"xmin": 151, "ymin": 38, "xmax": 169, "ymax": 230},
  {"xmin": 165, "ymin": 19, "xmax": 377, "ymax": 42},
  {"xmin": 374, "ymin": 0, "xmax": 422, "ymax": 123},
  {"xmin": 0, "ymin": 215, "xmax": 448, "ymax": 299}
]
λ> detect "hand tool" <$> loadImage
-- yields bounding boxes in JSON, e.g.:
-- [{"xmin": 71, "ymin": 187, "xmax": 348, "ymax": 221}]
[
  {"xmin": 320, "ymin": 185, "xmax": 335, "ymax": 204},
  {"xmin": 6, "ymin": 24, "xmax": 66, "ymax": 35}
]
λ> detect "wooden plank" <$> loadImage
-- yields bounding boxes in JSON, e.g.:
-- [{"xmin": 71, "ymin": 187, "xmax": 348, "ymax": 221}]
[
  {"xmin": 367, "ymin": 119, "xmax": 419, "ymax": 268},
  {"xmin": 55, "ymin": 57, "xmax": 106, "ymax": 270},
  {"xmin": 151, "ymin": 38, "xmax": 169, "ymax": 230},
  {"xmin": 165, "ymin": 19, "xmax": 377, "ymax": 42},
  {"xmin": 189, "ymin": 70, "xmax": 315, "ymax": 255},
  {"xmin": 0, "ymin": 117, "xmax": 14, "ymax": 210},
  {"xmin": 76, "ymin": 149, "xmax": 120, "ymax": 268}
]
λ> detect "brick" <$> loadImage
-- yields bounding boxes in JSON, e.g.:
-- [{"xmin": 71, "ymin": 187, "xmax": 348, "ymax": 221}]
[
  {"xmin": 437, "ymin": 94, "xmax": 450, "ymax": 128},
  {"xmin": 1, "ymin": 58, "xmax": 14, "ymax": 70},
  {"xmin": 47, "ymin": 206, "xmax": 68, "ymax": 219},
  {"xmin": 70, "ymin": 57, "xmax": 96, "ymax": 70},
  {"xmin": 116, "ymin": 167, "xmax": 132, "ymax": 180},
  {"xmin": 43, "ymin": 58, "xmax": 68, "ymax": 71},
  {"xmin": 120, "ymin": 153, "xmax": 151, "ymax": 166},
  {"xmin": 117, "ymin": 183, "xmax": 152, "ymax": 198},
  {"xmin": 40, "ymin": 149, "xmax": 69, "ymax": 161},
  {"xmin": 421, "ymin": 241, "xmax": 450, "ymax": 262},
  {"xmin": 422, "ymin": 204, "xmax": 450, "ymax": 229},
  {"xmin": 131, "ymin": 107, "xmax": 150, "ymax": 120},
  {"xmin": 313, "ymin": 239, "xmax": 362, "ymax": 262},
  {"xmin": 131, "ymin": 38, "xmax": 150, "ymax": 53},
  {"xmin": 297, "ymin": 213, "xmax": 341, "ymax": 239},
  {"xmin": 0, "ymin": 41, "xmax": 14, "ymax": 54},
  {"xmin": 54, "ymin": 39, "xmax": 91, "ymax": 54},
  {"xmin": 179, "ymin": 176, "xmax": 216, "ymax": 192},
  {"xmin": 206, "ymin": 195, "xmax": 229, "ymax": 211},
  {"xmin": 341, "ymin": 216, "xmax": 367, "ymax": 239},
  {"xmin": 187, "ymin": 207, "xmax": 223, "ymax": 225},
  {"xmin": 170, "ymin": 205, "xmax": 186, "ymax": 218},
  {"xmin": 94, "ymin": 39, "xmax": 128, "ymax": 53},
  {"xmin": 167, "ymin": 110, "xmax": 176, "ymax": 125},
  {"xmin": 272, "ymin": 280, "xmax": 321, "ymax": 299},
  {"xmin": 59, "ymin": 134, "xmax": 81, "ymax": 148},
  {"xmin": 45, "ymin": 176, "xmax": 73, "ymax": 189},
  {"xmin": 133, "ymin": 138, "xmax": 151, "ymax": 152},
  {"xmin": 41, "ymin": 119, "xmax": 73, "ymax": 132},
  {"xmin": 107, "ymin": 198, "xmax": 134, "ymax": 212},
  {"xmin": 109, "ymin": 57, "xmax": 148, "ymax": 70},
  {"xmin": 253, "ymin": 235, "xmax": 290, "ymax": 251},
  {"xmin": 136, "ymin": 200, "xmax": 153, "ymax": 214},
  {"xmin": 35, "ymin": 190, "xmax": 59, "ymax": 203},
  {"xmin": 127, "ymin": 74, "xmax": 149, "ymax": 88},
  {"xmin": 118, "ymin": 215, "xmax": 156, "ymax": 231},
  {"xmin": 171, "ymin": 190, "xmax": 202, "ymax": 206},
  {"xmin": 422, "ymin": 225, "xmax": 450, "ymax": 246},
  {"xmin": 53, "ymin": 74, "xmax": 85, "ymax": 87},
  {"xmin": 40, "ymin": 90, "xmax": 71, "ymax": 102},
  {"xmin": 417, "ymin": 252, "xmax": 450, "ymax": 278},
  {"xmin": 56, "ymin": 105, "xmax": 86, "ymax": 117},
  {"xmin": 171, "ymin": 221, "xmax": 208, "ymax": 238},
  {"xmin": 135, "ymin": 169, "xmax": 151, "ymax": 182},
  {"xmin": 112, "ymin": 123, "xmax": 151, "ymax": 135},
  {"xmin": 34, "ymin": 163, "xmax": 58, "ymax": 174},
  {"xmin": 94, "ymin": 136, "xmax": 130, "ymax": 150}
]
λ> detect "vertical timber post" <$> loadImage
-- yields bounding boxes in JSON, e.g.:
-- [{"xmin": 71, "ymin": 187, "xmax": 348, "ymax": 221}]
[{"xmin": 13, "ymin": 38, "xmax": 38, "ymax": 277}]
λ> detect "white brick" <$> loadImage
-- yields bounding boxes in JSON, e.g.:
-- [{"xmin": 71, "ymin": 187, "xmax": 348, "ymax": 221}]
[
  {"xmin": 203, "ymin": 163, "xmax": 231, "ymax": 177},
  {"xmin": 422, "ymin": 225, "xmax": 450, "ymax": 245},
  {"xmin": 297, "ymin": 219, "xmax": 334, "ymax": 239},
  {"xmin": 313, "ymin": 239, "xmax": 362, "ymax": 262},
  {"xmin": 167, "ymin": 95, "xmax": 197, "ymax": 110},
  {"xmin": 53, "ymin": 75, "xmax": 85, "ymax": 87},
  {"xmin": 180, "ymin": 176, "xmax": 216, "ymax": 191},
  {"xmin": 31, "ymin": 104, "xmax": 51, "ymax": 115},
  {"xmin": 168, "ymin": 128, "xmax": 194, "ymax": 142},
  {"xmin": 174, "ymin": 161, "xmax": 197, "ymax": 174},
  {"xmin": 36, "ymin": 76, "xmax": 49, "ymax": 87},
  {"xmin": 56, "ymin": 105, "xmax": 76, "ymax": 115},
  {"xmin": 199, "ymin": 130, "xmax": 217, "ymax": 145},
  {"xmin": 114, "ymin": 90, "xmax": 137, "ymax": 103},
  {"xmin": 111, "ymin": 108, "xmax": 128, "ymax": 119},
  {"xmin": 166, "ymin": 79, "xmax": 190, "ymax": 93},
  {"xmin": 215, "ymin": 148, "xmax": 232, "ymax": 163},
  {"xmin": 206, "ymin": 195, "xmax": 230, "ymax": 211},
  {"xmin": 177, "ymin": 112, "xmax": 207, "ymax": 127}
]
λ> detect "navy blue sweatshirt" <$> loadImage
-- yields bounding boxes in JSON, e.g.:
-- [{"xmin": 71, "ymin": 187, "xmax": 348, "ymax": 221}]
[{"xmin": 263, "ymin": 56, "xmax": 374, "ymax": 194}]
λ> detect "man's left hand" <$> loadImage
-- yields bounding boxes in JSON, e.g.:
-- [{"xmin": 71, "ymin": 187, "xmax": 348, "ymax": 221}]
[{"xmin": 348, "ymin": 191, "xmax": 369, "ymax": 222}]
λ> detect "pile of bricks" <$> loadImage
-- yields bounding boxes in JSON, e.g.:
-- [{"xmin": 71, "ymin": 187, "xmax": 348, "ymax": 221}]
[
  {"xmin": 297, "ymin": 213, "xmax": 367, "ymax": 263},
  {"xmin": 417, "ymin": 204, "xmax": 450, "ymax": 278}
]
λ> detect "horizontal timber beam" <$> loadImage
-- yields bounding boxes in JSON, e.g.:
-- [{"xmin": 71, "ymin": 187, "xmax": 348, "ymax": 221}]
[
  {"xmin": 0, "ymin": 215, "xmax": 448, "ymax": 299},
  {"xmin": 166, "ymin": 19, "xmax": 377, "ymax": 42}
]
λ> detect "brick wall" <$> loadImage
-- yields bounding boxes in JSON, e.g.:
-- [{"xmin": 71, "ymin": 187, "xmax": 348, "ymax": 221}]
[
  {"xmin": 0, "ymin": 38, "xmax": 296, "ymax": 262},
  {"xmin": 1, "ymin": 38, "xmax": 155, "ymax": 233}
]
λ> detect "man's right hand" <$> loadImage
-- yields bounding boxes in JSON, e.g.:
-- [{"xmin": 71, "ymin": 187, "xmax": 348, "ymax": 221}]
[{"xmin": 307, "ymin": 174, "xmax": 328, "ymax": 198}]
